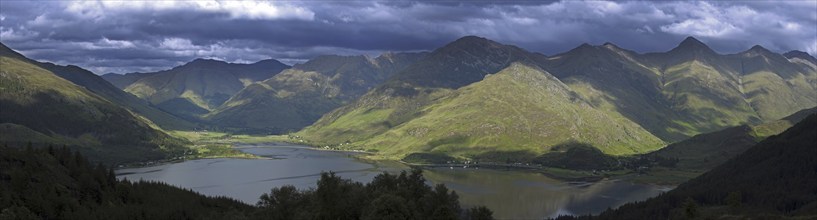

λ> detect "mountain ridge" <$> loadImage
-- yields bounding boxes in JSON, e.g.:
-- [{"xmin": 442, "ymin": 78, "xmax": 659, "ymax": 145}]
[
  {"xmin": 298, "ymin": 36, "xmax": 817, "ymax": 160},
  {"xmin": 205, "ymin": 52, "xmax": 427, "ymax": 133},
  {"xmin": 1, "ymin": 42, "xmax": 196, "ymax": 130},
  {"xmin": 120, "ymin": 57, "xmax": 290, "ymax": 118}
]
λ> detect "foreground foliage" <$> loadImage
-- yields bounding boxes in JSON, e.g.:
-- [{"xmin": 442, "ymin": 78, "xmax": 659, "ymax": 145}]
[
  {"xmin": 0, "ymin": 145, "xmax": 493, "ymax": 220},
  {"xmin": 257, "ymin": 169, "xmax": 493, "ymax": 220},
  {"xmin": 0, "ymin": 145, "xmax": 252, "ymax": 219}
]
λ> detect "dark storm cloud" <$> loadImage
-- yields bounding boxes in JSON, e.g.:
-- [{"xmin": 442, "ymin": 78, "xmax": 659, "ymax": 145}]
[{"xmin": 1, "ymin": 0, "xmax": 815, "ymax": 74}]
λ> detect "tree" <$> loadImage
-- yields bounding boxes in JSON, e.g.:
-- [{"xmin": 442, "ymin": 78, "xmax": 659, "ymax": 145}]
[
  {"xmin": 464, "ymin": 206, "xmax": 494, "ymax": 220},
  {"xmin": 258, "ymin": 185, "xmax": 305, "ymax": 220},
  {"xmin": 422, "ymin": 184, "xmax": 461, "ymax": 220},
  {"xmin": 682, "ymin": 197, "xmax": 698, "ymax": 219},
  {"xmin": 725, "ymin": 191, "xmax": 741, "ymax": 213},
  {"xmin": 362, "ymin": 194, "xmax": 411, "ymax": 220}
]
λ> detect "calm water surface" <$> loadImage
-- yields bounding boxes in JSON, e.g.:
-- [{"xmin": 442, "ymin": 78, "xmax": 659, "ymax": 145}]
[{"xmin": 116, "ymin": 144, "xmax": 669, "ymax": 219}]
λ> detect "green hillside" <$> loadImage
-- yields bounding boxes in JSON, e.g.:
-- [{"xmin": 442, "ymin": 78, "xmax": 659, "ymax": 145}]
[
  {"xmin": 546, "ymin": 37, "xmax": 817, "ymax": 143},
  {"xmin": 647, "ymin": 107, "xmax": 817, "ymax": 172},
  {"xmin": 300, "ymin": 37, "xmax": 553, "ymax": 148},
  {"xmin": 206, "ymin": 53, "xmax": 426, "ymax": 133},
  {"xmin": 122, "ymin": 58, "xmax": 289, "ymax": 118},
  {"xmin": 726, "ymin": 46, "xmax": 817, "ymax": 121},
  {"xmin": 301, "ymin": 62, "xmax": 664, "ymax": 160},
  {"xmin": 299, "ymin": 36, "xmax": 817, "ymax": 162},
  {"xmin": 0, "ymin": 56, "xmax": 186, "ymax": 164},
  {"xmin": 543, "ymin": 43, "xmax": 687, "ymax": 141},
  {"xmin": 559, "ymin": 113, "xmax": 817, "ymax": 219},
  {"xmin": 384, "ymin": 63, "xmax": 662, "ymax": 156},
  {"xmin": 0, "ymin": 43, "xmax": 195, "ymax": 130},
  {"xmin": 545, "ymin": 38, "xmax": 817, "ymax": 143}
]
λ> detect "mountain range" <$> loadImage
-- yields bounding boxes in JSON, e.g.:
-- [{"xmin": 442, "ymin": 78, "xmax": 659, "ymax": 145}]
[
  {"xmin": 204, "ymin": 53, "xmax": 427, "ymax": 133},
  {"xmin": 298, "ymin": 36, "xmax": 817, "ymax": 160},
  {"xmin": 3, "ymin": 35, "xmax": 815, "ymax": 163},
  {"xmin": 103, "ymin": 58, "xmax": 290, "ymax": 119}
]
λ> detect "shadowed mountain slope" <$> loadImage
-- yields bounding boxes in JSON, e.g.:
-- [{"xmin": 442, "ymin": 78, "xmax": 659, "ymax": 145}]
[
  {"xmin": 558, "ymin": 113, "xmax": 817, "ymax": 219},
  {"xmin": 205, "ymin": 52, "xmax": 427, "ymax": 133},
  {"xmin": 0, "ymin": 54, "xmax": 186, "ymax": 164},
  {"xmin": 1, "ymin": 43, "xmax": 195, "ymax": 130},
  {"xmin": 121, "ymin": 58, "xmax": 289, "ymax": 118},
  {"xmin": 299, "ymin": 36, "xmax": 816, "ymax": 161}
]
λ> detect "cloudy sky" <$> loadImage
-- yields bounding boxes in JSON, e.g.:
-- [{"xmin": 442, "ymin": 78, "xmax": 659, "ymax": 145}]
[{"xmin": 1, "ymin": 0, "xmax": 815, "ymax": 74}]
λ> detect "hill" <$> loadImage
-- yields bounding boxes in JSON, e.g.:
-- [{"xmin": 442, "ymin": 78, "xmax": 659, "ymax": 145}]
[
  {"xmin": 299, "ymin": 36, "xmax": 817, "ymax": 161},
  {"xmin": 0, "ymin": 55, "xmax": 186, "ymax": 164},
  {"xmin": 121, "ymin": 58, "xmax": 289, "ymax": 118},
  {"xmin": 545, "ymin": 37, "xmax": 817, "ymax": 142},
  {"xmin": 0, "ymin": 43, "xmax": 195, "ymax": 130},
  {"xmin": 298, "ymin": 37, "xmax": 665, "ymax": 160},
  {"xmin": 645, "ymin": 106, "xmax": 817, "ymax": 172},
  {"xmin": 102, "ymin": 71, "xmax": 160, "ymax": 89},
  {"xmin": 205, "ymin": 53, "xmax": 427, "ymax": 133},
  {"xmin": 558, "ymin": 113, "xmax": 817, "ymax": 219}
]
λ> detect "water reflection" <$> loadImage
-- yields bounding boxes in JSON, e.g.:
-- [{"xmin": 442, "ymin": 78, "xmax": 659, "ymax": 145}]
[{"xmin": 116, "ymin": 144, "xmax": 667, "ymax": 219}]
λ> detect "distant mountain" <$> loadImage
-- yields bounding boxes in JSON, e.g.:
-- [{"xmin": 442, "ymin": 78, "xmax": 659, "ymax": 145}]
[
  {"xmin": 299, "ymin": 37, "xmax": 664, "ymax": 160},
  {"xmin": 102, "ymin": 71, "xmax": 160, "ymax": 89},
  {"xmin": 543, "ymin": 42, "xmax": 686, "ymax": 141},
  {"xmin": 299, "ymin": 36, "xmax": 817, "ymax": 161},
  {"xmin": 120, "ymin": 58, "xmax": 289, "ymax": 118},
  {"xmin": 545, "ymin": 37, "xmax": 816, "ymax": 142},
  {"xmin": 205, "ymin": 53, "xmax": 427, "ymax": 133},
  {"xmin": 387, "ymin": 36, "xmax": 545, "ymax": 89},
  {"xmin": 559, "ymin": 113, "xmax": 817, "ymax": 219},
  {"xmin": 784, "ymin": 50, "xmax": 817, "ymax": 66},
  {"xmin": 0, "ymin": 43, "xmax": 195, "ymax": 130},
  {"xmin": 0, "ymin": 52, "xmax": 186, "ymax": 164}
]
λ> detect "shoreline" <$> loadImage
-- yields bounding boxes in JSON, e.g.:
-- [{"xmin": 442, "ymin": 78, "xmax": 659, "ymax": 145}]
[{"xmin": 117, "ymin": 141, "xmax": 683, "ymax": 186}]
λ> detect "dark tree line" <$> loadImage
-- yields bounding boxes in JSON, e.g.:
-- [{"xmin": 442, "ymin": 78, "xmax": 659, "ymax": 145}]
[
  {"xmin": 256, "ymin": 169, "xmax": 493, "ymax": 220},
  {"xmin": 0, "ymin": 144, "xmax": 493, "ymax": 220}
]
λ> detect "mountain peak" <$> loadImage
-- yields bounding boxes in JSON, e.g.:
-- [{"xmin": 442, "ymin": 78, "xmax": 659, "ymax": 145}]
[
  {"xmin": 676, "ymin": 36, "xmax": 710, "ymax": 49},
  {"xmin": 602, "ymin": 42, "xmax": 624, "ymax": 51},
  {"xmin": 189, "ymin": 58, "xmax": 224, "ymax": 64},
  {"xmin": 668, "ymin": 36, "xmax": 717, "ymax": 58},
  {"xmin": 565, "ymin": 43, "xmax": 599, "ymax": 55},
  {"xmin": 445, "ymin": 35, "xmax": 502, "ymax": 49},
  {"xmin": 748, "ymin": 45, "xmax": 772, "ymax": 53},
  {"xmin": 784, "ymin": 50, "xmax": 817, "ymax": 64},
  {"xmin": 179, "ymin": 58, "xmax": 229, "ymax": 69},
  {"xmin": 252, "ymin": 59, "xmax": 287, "ymax": 66},
  {"xmin": 740, "ymin": 45, "xmax": 784, "ymax": 60},
  {"xmin": 455, "ymin": 35, "xmax": 489, "ymax": 43}
]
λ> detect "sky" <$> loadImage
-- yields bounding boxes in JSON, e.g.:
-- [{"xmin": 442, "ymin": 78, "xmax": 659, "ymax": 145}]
[{"xmin": 1, "ymin": 0, "xmax": 816, "ymax": 74}]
